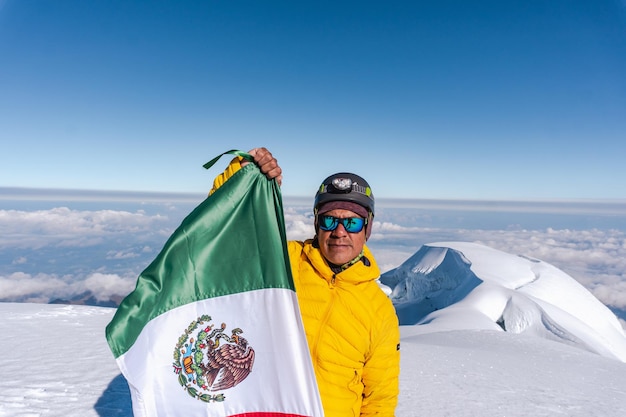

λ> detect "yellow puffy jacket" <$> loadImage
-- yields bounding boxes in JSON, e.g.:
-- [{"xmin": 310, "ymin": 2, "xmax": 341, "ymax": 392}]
[
  {"xmin": 211, "ymin": 158, "xmax": 400, "ymax": 417},
  {"xmin": 288, "ymin": 240, "xmax": 400, "ymax": 416}
]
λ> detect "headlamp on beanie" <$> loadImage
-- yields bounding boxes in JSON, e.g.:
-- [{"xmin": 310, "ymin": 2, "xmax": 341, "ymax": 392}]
[
  {"xmin": 314, "ymin": 172, "xmax": 375, "ymax": 216},
  {"xmin": 313, "ymin": 172, "xmax": 375, "ymax": 240},
  {"xmin": 331, "ymin": 177, "xmax": 353, "ymax": 192}
]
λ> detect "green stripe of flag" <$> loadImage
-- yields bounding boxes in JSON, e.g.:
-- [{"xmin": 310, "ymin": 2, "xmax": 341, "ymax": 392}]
[{"xmin": 106, "ymin": 160, "xmax": 294, "ymax": 358}]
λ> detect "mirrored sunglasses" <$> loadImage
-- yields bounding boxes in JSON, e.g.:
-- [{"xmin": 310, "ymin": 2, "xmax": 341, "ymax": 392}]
[{"xmin": 318, "ymin": 215, "xmax": 366, "ymax": 233}]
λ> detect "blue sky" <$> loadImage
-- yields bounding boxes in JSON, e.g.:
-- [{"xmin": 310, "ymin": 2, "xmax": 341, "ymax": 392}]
[{"xmin": 1, "ymin": 0, "xmax": 625, "ymax": 199}]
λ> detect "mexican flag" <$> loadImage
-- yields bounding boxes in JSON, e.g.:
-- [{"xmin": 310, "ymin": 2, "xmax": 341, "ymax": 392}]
[{"xmin": 105, "ymin": 151, "xmax": 323, "ymax": 417}]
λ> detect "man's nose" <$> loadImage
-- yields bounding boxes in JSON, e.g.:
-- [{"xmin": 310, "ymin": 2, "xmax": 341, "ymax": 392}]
[{"xmin": 331, "ymin": 222, "xmax": 348, "ymax": 236}]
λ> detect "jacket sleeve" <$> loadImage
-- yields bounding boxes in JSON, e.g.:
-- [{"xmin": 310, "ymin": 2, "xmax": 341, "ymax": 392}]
[
  {"xmin": 208, "ymin": 156, "xmax": 243, "ymax": 195},
  {"xmin": 360, "ymin": 298, "xmax": 401, "ymax": 416}
]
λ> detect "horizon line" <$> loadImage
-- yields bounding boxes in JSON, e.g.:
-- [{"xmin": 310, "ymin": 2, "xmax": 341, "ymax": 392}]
[{"xmin": 2, "ymin": 186, "xmax": 626, "ymax": 215}]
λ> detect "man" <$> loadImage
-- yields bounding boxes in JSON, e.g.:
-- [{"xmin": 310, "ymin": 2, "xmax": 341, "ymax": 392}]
[{"xmin": 211, "ymin": 148, "xmax": 400, "ymax": 417}]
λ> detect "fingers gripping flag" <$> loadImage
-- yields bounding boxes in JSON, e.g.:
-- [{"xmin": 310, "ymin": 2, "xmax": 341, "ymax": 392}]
[{"xmin": 105, "ymin": 151, "xmax": 324, "ymax": 417}]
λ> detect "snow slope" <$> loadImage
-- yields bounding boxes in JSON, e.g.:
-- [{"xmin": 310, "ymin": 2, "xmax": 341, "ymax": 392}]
[
  {"xmin": 1, "ymin": 242, "xmax": 626, "ymax": 417},
  {"xmin": 381, "ymin": 242, "xmax": 626, "ymax": 362}
]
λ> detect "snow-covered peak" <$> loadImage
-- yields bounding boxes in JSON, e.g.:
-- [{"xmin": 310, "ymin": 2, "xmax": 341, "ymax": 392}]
[{"xmin": 380, "ymin": 242, "xmax": 626, "ymax": 362}]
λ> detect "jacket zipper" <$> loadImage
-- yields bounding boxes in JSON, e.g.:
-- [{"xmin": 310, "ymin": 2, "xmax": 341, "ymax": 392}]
[{"xmin": 311, "ymin": 273, "xmax": 338, "ymax": 365}]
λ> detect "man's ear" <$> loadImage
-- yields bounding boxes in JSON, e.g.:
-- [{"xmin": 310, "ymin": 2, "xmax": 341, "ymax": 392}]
[
  {"xmin": 365, "ymin": 212, "xmax": 374, "ymax": 241},
  {"xmin": 313, "ymin": 208, "xmax": 319, "ymax": 232}
]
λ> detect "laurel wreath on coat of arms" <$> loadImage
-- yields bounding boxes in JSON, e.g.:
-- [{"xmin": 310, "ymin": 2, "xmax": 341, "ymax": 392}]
[{"xmin": 172, "ymin": 315, "xmax": 255, "ymax": 402}]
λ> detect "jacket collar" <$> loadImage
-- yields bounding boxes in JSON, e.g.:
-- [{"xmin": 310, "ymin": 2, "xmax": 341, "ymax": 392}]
[{"xmin": 302, "ymin": 240, "xmax": 381, "ymax": 284}]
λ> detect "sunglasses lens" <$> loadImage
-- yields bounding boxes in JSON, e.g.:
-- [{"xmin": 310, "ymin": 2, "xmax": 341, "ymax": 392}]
[
  {"xmin": 343, "ymin": 217, "xmax": 365, "ymax": 233},
  {"xmin": 319, "ymin": 215, "xmax": 339, "ymax": 231}
]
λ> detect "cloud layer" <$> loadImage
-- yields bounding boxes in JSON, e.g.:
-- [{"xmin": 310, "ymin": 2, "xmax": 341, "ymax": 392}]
[{"xmin": 1, "ymin": 200, "xmax": 625, "ymax": 327}]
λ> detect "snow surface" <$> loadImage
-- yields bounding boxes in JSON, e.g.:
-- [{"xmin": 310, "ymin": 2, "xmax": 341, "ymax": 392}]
[{"xmin": 2, "ymin": 242, "xmax": 626, "ymax": 417}]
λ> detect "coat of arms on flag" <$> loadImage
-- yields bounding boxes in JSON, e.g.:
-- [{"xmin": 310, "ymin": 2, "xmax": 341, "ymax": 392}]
[
  {"xmin": 173, "ymin": 315, "xmax": 254, "ymax": 400},
  {"xmin": 105, "ymin": 151, "xmax": 323, "ymax": 417}
]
